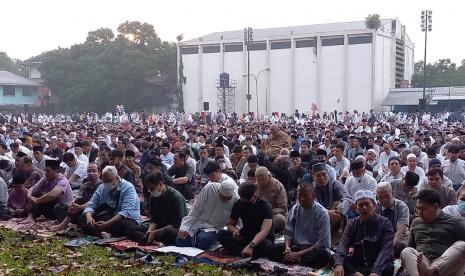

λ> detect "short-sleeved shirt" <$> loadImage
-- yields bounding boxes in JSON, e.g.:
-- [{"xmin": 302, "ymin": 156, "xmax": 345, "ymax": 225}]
[
  {"xmin": 35, "ymin": 174, "xmax": 73, "ymax": 206},
  {"xmin": 376, "ymin": 198, "xmax": 410, "ymax": 232},
  {"xmin": 230, "ymin": 197, "xmax": 274, "ymax": 242}
]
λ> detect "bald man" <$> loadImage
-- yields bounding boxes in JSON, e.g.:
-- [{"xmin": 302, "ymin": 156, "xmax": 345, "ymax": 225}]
[{"xmin": 376, "ymin": 181, "xmax": 409, "ymax": 257}]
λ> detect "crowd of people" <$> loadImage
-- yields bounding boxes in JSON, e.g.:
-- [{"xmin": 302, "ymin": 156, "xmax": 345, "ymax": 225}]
[{"xmin": 0, "ymin": 109, "xmax": 465, "ymax": 276}]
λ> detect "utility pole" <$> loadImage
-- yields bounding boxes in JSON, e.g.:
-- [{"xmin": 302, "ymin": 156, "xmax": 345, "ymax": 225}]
[{"xmin": 244, "ymin": 27, "xmax": 253, "ymax": 114}]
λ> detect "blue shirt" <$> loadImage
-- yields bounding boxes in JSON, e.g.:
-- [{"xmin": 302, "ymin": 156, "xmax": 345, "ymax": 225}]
[
  {"xmin": 84, "ymin": 178, "xmax": 140, "ymax": 223},
  {"xmin": 284, "ymin": 201, "xmax": 330, "ymax": 249}
]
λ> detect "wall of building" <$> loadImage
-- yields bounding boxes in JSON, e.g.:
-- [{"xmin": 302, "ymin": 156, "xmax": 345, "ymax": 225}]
[
  {"xmin": 180, "ymin": 21, "xmax": 414, "ymax": 114},
  {"xmin": 0, "ymin": 86, "xmax": 39, "ymax": 105},
  {"xmin": 29, "ymin": 65, "xmax": 42, "ymax": 79}
]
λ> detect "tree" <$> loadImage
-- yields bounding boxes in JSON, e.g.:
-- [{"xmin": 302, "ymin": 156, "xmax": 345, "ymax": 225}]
[
  {"xmin": 86, "ymin": 28, "xmax": 115, "ymax": 45},
  {"xmin": 411, "ymin": 59, "xmax": 465, "ymax": 87},
  {"xmin": 0, "ymin": 52, "xmax": 25, "ymax": 76},
  {"xmin": 117, "ymin": 21, "xmax": 161, "ymax": 48},
  {"xmin": 365, "ymin": 14, "xmax": 381, "ymax": 30},
  {"xmin": 39, "ymin": 21, "xmax": 178, "ymax": 112}
]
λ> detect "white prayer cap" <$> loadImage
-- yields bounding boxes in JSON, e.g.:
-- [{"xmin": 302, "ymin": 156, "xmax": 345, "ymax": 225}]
[
  {"xmin": 354, "ymin": 190, "xmax": 376, "ymax": 203},
  {"xmin": 407, "ymin": 153, "xmax": 416, "ymax": 160},
  {"xmin": 219, "ymin": 181, "xmax": 236, "ymax": 198}
]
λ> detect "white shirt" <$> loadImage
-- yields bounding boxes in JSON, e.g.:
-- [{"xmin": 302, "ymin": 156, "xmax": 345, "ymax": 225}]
[
  {"xmin": 379, "ymin": 150, "xmax": 399, "ymax": 174},
  {"xmin": 179, "ymin": 180, "xmax": 239, "ymax": 236},
  {"xmin": 64, "ymin": 160, "xmax": 88, "ymax": 183},
  {"xmin": 344, "ymin": 173, "xmax": 377, "ymax": 202},
  {"xmin": 442, "ymin": 205, "xmax": 464, "ymax": 217},
  {"xmin": 400, "ymin": 166, "xmax": 426, "ymax": 185}
]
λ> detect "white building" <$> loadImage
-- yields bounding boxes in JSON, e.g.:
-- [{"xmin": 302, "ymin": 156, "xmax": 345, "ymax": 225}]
[{"xmin": 178, "ymin": 19, "xmax": 414, "ymax": 115}]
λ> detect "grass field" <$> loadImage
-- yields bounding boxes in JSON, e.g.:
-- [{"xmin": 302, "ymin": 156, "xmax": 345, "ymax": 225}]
[{"xmin": 0, "ymin": 228, "xmax": 257, "ymax": 275}]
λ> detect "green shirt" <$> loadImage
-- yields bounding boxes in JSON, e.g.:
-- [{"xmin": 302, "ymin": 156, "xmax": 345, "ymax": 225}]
[
  {"xmin": 408, "ymin": 211, "xmax": 465, "ymax": 260},
  {"xmin": 149, "ymin": 186, "xmax": 188, "ymax": 229}
]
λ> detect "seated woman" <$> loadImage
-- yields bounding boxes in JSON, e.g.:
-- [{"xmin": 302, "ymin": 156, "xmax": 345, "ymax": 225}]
[{"xmin": 127, "ymin": 173, "xmax": 187, "ymax": 246}]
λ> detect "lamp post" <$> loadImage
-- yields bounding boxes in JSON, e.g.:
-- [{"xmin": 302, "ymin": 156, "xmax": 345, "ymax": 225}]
[
  {"xmin": 421, "ymin": 10, "xmax": 432, "ymax": 109},
  {"xmin": 244, "ymin": 68, "xmax": 270, "ymax": 115},
  {"xmin": 244, "ymin": 27, "xmax": 253, "ymax": 113}
]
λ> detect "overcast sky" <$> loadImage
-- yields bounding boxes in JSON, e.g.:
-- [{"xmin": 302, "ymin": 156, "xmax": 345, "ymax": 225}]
[{"xmin": 1, "ymin": 0, "xmax": 463, "ymax": 64}]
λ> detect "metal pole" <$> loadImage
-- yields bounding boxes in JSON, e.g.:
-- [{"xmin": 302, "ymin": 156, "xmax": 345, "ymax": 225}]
[
  {"xmin": 423, "ymin": 22, "xmax": 428, "ymax": 105},
  {"xmin": 255, "ymin": 75, "xmax": 258, "ymax": 115},
  {"xmin": 247, "ymin": 47, "xmax": 250, "ymax": 113}
]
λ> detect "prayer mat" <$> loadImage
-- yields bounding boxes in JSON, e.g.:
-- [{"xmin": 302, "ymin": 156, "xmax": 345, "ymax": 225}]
[
  {"xmin": 250, "ymin": 258, "xmax": 314, "ymax": 276},
  {"xmin": 0, "ymin": 218, "xmax": 55, "ymax": 237},
  {"xmin": 107, "ymin": 239, "xmax": 159, "ymax": 252},
  {"xmin": 197, "ymin": 248, "xmax": 242, "ymax": 264}
]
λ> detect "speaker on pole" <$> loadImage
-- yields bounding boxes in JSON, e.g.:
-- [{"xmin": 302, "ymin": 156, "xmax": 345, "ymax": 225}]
[
  {"xmin": 203, "ymin": 102, "xmax": 209, "ymax": 111},
  {"xmin": 220, "ymin": 73, "xmax": 229, "ymax": 88}
]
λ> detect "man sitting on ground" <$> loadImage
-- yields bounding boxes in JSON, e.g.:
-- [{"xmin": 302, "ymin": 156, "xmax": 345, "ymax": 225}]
[
  {"xmin": 176, "ymin": 162, "xmax": 238, "ymax": 250},
  {"xmin": 400, "ymin": 189, "xmax": 465, "ymax": 276},
  {"xmin": 51, "ymin": 163, "xmax": 102, "ymax": 231},
  {"xmin": 63, "ymin": 152, "xmax": 88, "ymax": 189},
  {"xmin": 266, "ymin": 182, "xmax": 331, "ymax": 269},
  {"xmin": 376, "ymin": 182, "xmax": 409, "ymax": 257},
  {"xmin": 255, "ymin": 166, "xmax": 288, "ymax": 233},
  {"xmin": 218, "ymin": 182, "xmax": 274, "ymax": 259},
  {"xmin": 128, "ymin": 173, "xmax": 187, "ymax": 246},
  {"xmin": 23, "ymin": 159, "xmax": 73, "ymax": 224},
  {"xmin": 79, "ymin": 166, "xmax": 140, "ymax": 237},
  {"xmin": 334, "ymin": 190, "xmax": 394, "ymax": 276}
]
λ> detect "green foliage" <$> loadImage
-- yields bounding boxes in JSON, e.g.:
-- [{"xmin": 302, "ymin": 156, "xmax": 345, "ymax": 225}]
[
  {"xmin": 412, "ymin": 58, "xmax": 465, "ymax": 87},
  {"xmin": 0, "ymin": 52, "xmax": 26, "ymax": 76},
  {"xmin": 365, "ymin": 14, "xmax": 381, "ymax": 30},
  {"xmin": 0, "ymin": 228, "xmax": 254, "ymax": 275},
  {"xmin": 39, "ymin": 21, "xmax": 177, "ymax": 112},
  {"xmin": 86, "ymin": 28, "xmax": 115, "ymax": 45}
]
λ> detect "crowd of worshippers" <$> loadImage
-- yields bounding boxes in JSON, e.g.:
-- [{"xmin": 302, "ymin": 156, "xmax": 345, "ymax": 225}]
[{"xmin": 1, "ymin": 116, "xmax": 465, "ymax": 276}]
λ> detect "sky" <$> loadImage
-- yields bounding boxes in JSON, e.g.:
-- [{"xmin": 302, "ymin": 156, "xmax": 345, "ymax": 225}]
[{"xmin": 1, "ymin": 0, "xmax": 464, "ymax": 64}]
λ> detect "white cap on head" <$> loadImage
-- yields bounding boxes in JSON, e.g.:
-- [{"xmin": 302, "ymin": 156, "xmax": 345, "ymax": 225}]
[
  {"xmin": 218, "ymin": 181, "xmax": 236, "ymax": 197},
  {"xmin": 354, "ymin": 190, "xmax": 376, "ymax": 203},
  {"xmin": 407, "ymin": 153, "xmax": 417, "ymax": 160}
]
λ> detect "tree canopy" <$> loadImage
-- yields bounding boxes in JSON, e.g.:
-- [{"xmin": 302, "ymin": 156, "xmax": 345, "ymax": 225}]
[
  {"xmin": 365, "ymin": 14, "xmax": 381, "ymax": 30},
  {"xmin": 412, "ymin": 58, "xmax": 465, "ymax": 87},
  {"xmin": 0, "ymin": 52, "xmax": 26, "ymax": 76},
  {"xmin": 38, "ymin": 21, "xmax": 179, "ymax": 112}
]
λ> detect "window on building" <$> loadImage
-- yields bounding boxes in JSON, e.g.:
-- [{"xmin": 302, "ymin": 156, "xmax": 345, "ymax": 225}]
[
  {"xmin": 2, "ymin": 86, "xmax": 15, "ymax": 96},
  {"xmin": 295, "ymin": 39, "xmax": 316, "ymax": 48},
  {"xmin": 22, "ymin": 87, "xmax": 34, "ymax": 96},
  {"xmin": 181, "ymin": 46, "xmax": 198, "ymax": 55},
  {"xmin": 270, "ymin": 40, "xmax": 291, "ymax": 50},
  {"xmin": 202, "ymin": 45, "xmax": 220, "ymax": 53},
  {"xmin": 249, "ymin": 42, "xmax": 267, "ymax": 51},
  {"xmin": 224, "ymin": 44, "xmax": 243, "ymax": 52},
  {"xmin": 321, "ymin": 36, "xmax": 344, "ymax": 46},
  {"xmin": 348, "ymin": 34, "xmax": 373, "ymax": 45}
]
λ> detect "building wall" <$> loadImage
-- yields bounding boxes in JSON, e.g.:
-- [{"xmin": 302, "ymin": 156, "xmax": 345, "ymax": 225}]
[
  {"xmin": 320, "ymin": 44, "xmax": 345, "ymax": 113},
  {"xmin": 29, "ymin": 65, "xmax": 42, "ymax": 79},
  {"xmin": 180, "ymin": 21, "xmax": 414, "ymax": 114},
  {"xmin": 294, "ymin": 46, "xmax": 317, "ymax": 113},
  {"xmin": 0, "ymin": 86, "xmax": 39, "ymax": 105},
  {"xmin": 181, "ymin": 52, "xmax": 200, "ymax": 113},
  {"xmin": 247, "ymin": 47, "xmax": 267, "ymax": 115},
  {"xmin": 269, "ymin": 48, "xmax": 291, "ymax": 114},
  {"xmin": 347, "ymin": 43, "xmax": 372, "ymax": 111},
  {"xmin": 223, "ymin": 50, "xmax": 245, "ymax": 114}
]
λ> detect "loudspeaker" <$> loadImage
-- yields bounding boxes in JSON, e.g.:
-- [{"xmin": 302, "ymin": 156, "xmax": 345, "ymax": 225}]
[
  {"xmin": 203, "ymin": 102, "xmax": 209, "ymax": 111},
  {"xmin": 220, "ymin": 73, "xmax": 229, "ymax": 88}
]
